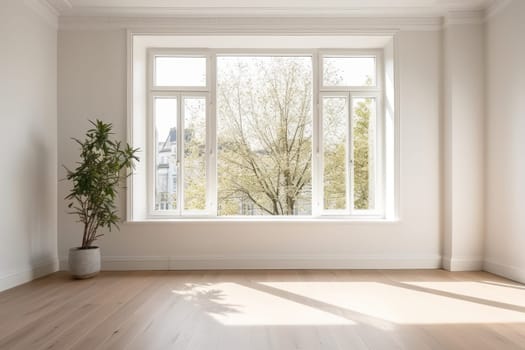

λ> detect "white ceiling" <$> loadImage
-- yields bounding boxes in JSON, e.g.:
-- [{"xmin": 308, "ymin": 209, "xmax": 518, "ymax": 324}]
[{"xmin": 46, "ymin": 0, "xmax": 505, "ymax": 17}]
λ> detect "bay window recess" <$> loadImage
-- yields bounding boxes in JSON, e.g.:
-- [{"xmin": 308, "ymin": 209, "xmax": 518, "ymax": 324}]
[{"xmin": 145, "ymin": 48, "xmax": 386, "ymax": 218}]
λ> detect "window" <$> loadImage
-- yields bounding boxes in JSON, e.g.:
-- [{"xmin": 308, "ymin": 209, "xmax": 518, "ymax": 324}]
[
  {"xmin": 148, "ymin": 49, "xmax": 384, "ymax": 218},
  {"xmin": 154, "ymin": 56, "xmax": 207, "ymax": 87},
  {"xmin": 319, "ymin": 53, "xmax": 382, "ymax": 216},
  {"xmin": 322, "ymin": 56, "xmax": 376, "ymax": 87}
]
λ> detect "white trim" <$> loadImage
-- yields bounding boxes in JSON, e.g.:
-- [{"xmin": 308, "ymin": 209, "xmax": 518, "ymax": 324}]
[
  {"xmin": 209, "ymin": 53, "xmax": 218, "ymax": 214},
  {"xmin": 484, "ymin": 0, "xmax": 513, "ymax": 20},
  {"xmin": 50, "ymin": 3, "xmax": 496, "ymax": 19},
  {"xmin": 59, "ymin": 256, "xmax": 169, "ymax": 271},
  {"xmin": 126, "ymin": 29, "xmax": 134, "ymax": 221},
  {"xmin": 392, "ymin": 35, "xmax": 401, "ymax": 220},
  {"xmin": 147, "ymin": 49, "xmax": 212, "ymax": 217},
  {"xmin": 60, "ymin": 254, "xmax": 441, "ymax": 271},
  {"xmin": 143, "ymin": 47, "xmax": 387, "ymax": 219},
  {"xmin": 169, "ymin": 254, "xmax": 442, "ymax": 269},
  {"xmin": 103, "ymin": 256, "xmax": 170, "ymax": 270},
  {"xmin": 25, "ymin": 0, "xmax": 59, "ymax": 28},
  {"xmin": 45, "ymin": 0, "xmax": 72, "ymax": 13},
  {"xmin": 0, "ymin": 258, "xmax": 59, "ymax": 292},
  {"xmin": 319, "ymin": 50, "xmax": 383, "ymax": 92},
  {"xmin": 443, "ymin": 10, "xmax": 485, "ymax": 28},
  {"xmin": 124, "ymin": 217, "xmax": 399, "ymax": 223},
  {"xmin": 148, "ymin": 92, "xmax": 213, "ymax": 217},
  {"xmin": 442, "ymin": 256, "xmax": 483, "ymax": 271},
  {"xmin": 59, "ymin": 16, "xmax": 442, "ymax": 32},
  {"xmin": 149, "ymin": 49, "xmax": 211, "ymax": 91},
  {"xmin": 317, "ymin": 49, "xmax": 385, "ymax": 217},
  {"xmin": 484, "ymin": 259, "xmax": 525, "ymax": 284}
]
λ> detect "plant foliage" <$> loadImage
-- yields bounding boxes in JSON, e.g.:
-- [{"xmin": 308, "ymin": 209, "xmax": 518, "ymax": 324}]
[{"xmin": 65, "ymin": 120, "xmax": 139, "ymax": 248}]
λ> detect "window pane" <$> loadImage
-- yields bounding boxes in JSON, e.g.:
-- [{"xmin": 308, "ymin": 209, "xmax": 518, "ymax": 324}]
[
  {"xmin": 183, "ymin": 97, "xmax": 207, "ymax": 211},
  {"xmin": 217, "ymin": 56, "xmax": 313, "ymax": 216},
  {"xmin": 323, "ymin": 97, "xmax": 348, "ymax": 211},
  {"xmin": 155, "ymin": 56, "xmax": 206, "ymax": 87},
  {"xmin": 155, "ymin": 98, "xmax": 178, "ymax": 211},
  {"xmin": 352, "ymin": 97, "xmax": 376, "ymax": 210},
  {"xmin": 323, "ymin": 56, "xmax": 376, "ymax": 87}
]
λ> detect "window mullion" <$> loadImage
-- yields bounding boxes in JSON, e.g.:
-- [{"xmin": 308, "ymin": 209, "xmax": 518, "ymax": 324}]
[
  {"xmin": 148, "ymin": 92, "xmax": 155, "ymax": 215},
  {"xmin": 177, "ymin": 94, "xmax": 184, "ymax": 216},
  {"xmin": 312, "ymin": 50, "xmax": 321, "ymax": 217},
  {"xmin": 348, "ymin": 92, "xmax": 354, "ymax": 216},
  {"xmin": 209, "ymin": 53, "xmax": 218, "ymax": 216}
]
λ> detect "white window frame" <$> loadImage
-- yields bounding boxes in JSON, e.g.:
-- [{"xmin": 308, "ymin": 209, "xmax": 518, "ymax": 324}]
[
  {"xmin": 320, "ymin": 51, "xmax": 382, "ymax": 91},
  {"xmin": 148, "ymin": 49, "xmax": 214, "ymax": 218},
  {"xmin": 146, "ymin": 48, "xmax": 385, "ymax": 219},
  {"xmin": 319, "ymin": 50, "xmax": 384, "ymax": 217},
  {"xmin": 151, "ymin": 49, "xmax": 211, "ymax": 91}
]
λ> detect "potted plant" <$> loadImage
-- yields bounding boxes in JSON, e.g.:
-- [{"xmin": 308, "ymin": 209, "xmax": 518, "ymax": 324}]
[{"xmin": 65, "ymin": 120, "xmax": 139, "ymax": 279}]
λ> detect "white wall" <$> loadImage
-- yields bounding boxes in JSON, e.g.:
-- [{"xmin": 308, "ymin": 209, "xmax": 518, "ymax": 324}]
[
  {"xmin": 58, "ymin": 29, "xmax": 442, "ymax": 270},
  {"xmin": 0, "ymin": 0, "xmax": 518, "ymax": 281},
  {"xmin": 0, "ymin": 0, "xmax": 58, "ymax": 291},
  {"xmin": 442, "ymin": 21, "xmax": 485, "ymax": 271},
  {"xmin": 484, "ymin": 0, "xmax": 525, "ymax": 282}
]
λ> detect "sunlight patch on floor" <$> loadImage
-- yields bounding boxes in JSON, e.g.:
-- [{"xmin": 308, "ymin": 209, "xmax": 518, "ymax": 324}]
[
  {"xmin": 260, "ymin": 281, "xmax": 525, "ymax": 325},
  {"xmin": 173, "ymin": 283, "xmax": 355, "ymax": 326},
  {"xmin": 404, "ymin": 281, "xmax": 525, "ymax": 308}
]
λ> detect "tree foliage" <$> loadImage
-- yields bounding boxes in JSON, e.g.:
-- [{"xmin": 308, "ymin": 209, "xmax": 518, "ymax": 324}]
[
  {"xmin": 217, "ymin": 57, "xmax": 312, "ymax": 215},
  {"xmin": 322, "ymin": 97, "xmax": 348, "ymax": 210},
  {"xmin": 214, "ymin": 56, "xmax": 374, "ymax": 215},
  {"xmin": 183, "ymin": 98, "xmax": 207, "ymax": 211},
  {"xmin": 65, "ymin": 120, "xmax": 139, "ymax": 248},
  {"xmin": 353, "ymin": 99, "xmax": 374, "ymax": 210}
]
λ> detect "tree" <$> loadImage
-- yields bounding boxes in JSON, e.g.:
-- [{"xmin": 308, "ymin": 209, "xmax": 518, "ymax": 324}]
[
  {"xmin": 352, "ymin": 98, "xmax": 375, "ymax": 210},
  {"xmin": 217, "ymin": 57, "xmax": 312, "ymax": 215},
  {"xmin": 182, "ymin": 98, "xmax": 207, "ymax": 211},
  {"xmin": 322, "ymin": 97, "xmax": 348, "ymax": 210}
]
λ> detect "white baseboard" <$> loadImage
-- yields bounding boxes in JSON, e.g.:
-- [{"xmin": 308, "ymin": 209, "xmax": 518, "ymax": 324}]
[
  {"xmin": 0, "ymin": 258, "xmax": 59, "ymax": 292},
  {"xmin": 60, "ymin": 254, "xmax": 442, "ymax": 271},
  {"xmin": 442, "ymin": 256, "xmax": 483, "ymax": 271},
  {"xmin": 103, "ymin": 256, "xmax": 170, "ymax": 270},
  {"xmin": 484, "ymin": 259, "xmax": 525, "ymax": 284},
  {"xmin": 169, "ymin": 254, "xmax": 442, "ymax": 270},
  {"xmin": 59, "ymin": 256, "xmax": 169, "ymax": 270}
]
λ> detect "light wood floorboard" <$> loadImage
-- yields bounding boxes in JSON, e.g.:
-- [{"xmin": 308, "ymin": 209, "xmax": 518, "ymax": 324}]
[{"xmin": 1, "ymin": 270, "xmax": 525, "ymax": 350}]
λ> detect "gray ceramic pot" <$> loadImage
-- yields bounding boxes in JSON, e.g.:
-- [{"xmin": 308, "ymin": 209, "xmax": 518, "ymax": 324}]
[{"xmin": 68, "ymin": 247, "xmax": 101, "ymax": 279}]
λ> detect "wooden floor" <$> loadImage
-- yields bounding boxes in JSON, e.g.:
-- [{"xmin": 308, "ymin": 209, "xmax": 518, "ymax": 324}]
[{"xmin": 1, "ymin": 270, "xmax": 525, "ymax": 350}]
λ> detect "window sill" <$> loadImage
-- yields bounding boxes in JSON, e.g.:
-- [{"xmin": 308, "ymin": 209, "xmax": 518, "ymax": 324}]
[{"xmin": 125, "ymin": 217, "xmax": 400, "ymax": 224}]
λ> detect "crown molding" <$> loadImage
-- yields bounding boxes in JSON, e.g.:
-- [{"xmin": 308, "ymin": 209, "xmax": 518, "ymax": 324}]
[
  {"xmin": 45, "ymin": 0, "xmax": 72, "ymax": 12},
  {"xmin": 48, "ymin": 0, "xmax": 510, "ymax": 31},
  {"xmin": 24, "ymin": 0, "xmax": 59, "ymax": 28},
  {"xmin": 58, "ymin": 15, "xmax": 442, "ymax": 32},
  {"xmin": 50, "ymin": 5, "xmax": 487, "ymax": 18},
  {"xmin": 443, "ymin": 10, "xmax": 485, "ymax": 27},
  {"xmin": 484, "ymin": 0, "xmax": 512, "ymax": 20}
]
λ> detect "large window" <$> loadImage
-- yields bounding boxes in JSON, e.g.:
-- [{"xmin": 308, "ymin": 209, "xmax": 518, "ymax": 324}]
[{"xmin": 148, "ymin": 49, "xmax": 383, "ymax": 218}]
